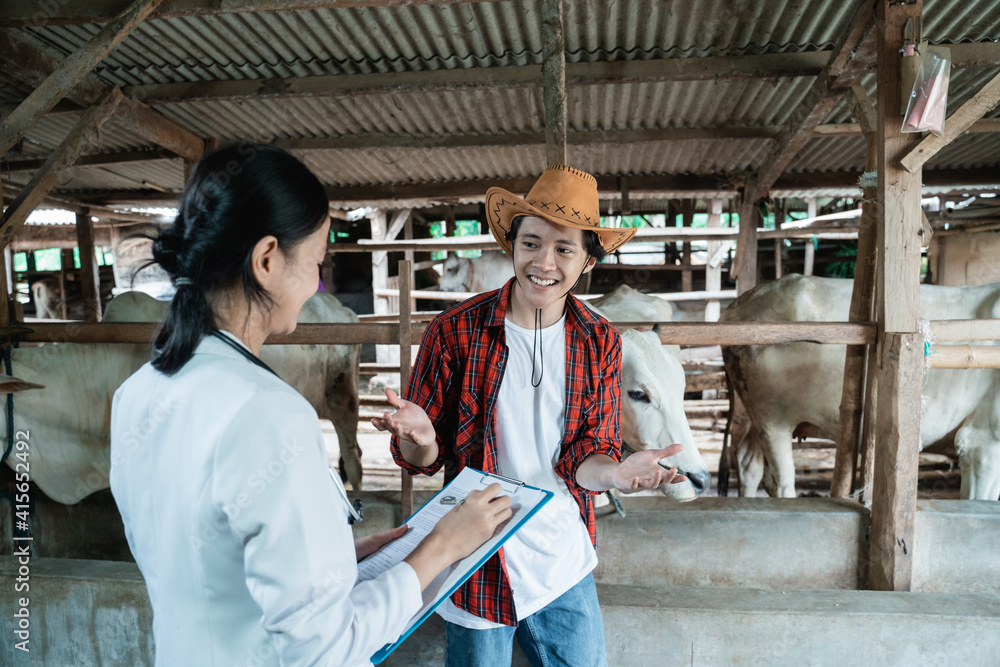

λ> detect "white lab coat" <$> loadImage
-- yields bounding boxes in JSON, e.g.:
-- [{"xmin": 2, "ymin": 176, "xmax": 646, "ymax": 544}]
[{"xmin": 110, "ymin": 333, "xmax": 421, "ymax": 666}]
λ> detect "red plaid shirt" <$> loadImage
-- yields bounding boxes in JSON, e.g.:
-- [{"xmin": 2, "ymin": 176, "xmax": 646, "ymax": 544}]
[{"xmin": 390, "ymin": 278, "xmax": 623, "ymax": 626}]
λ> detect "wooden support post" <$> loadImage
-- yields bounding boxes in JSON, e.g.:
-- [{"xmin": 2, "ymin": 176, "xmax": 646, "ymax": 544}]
[
  {"xmin": 370, "ymin": 209, "xmax": 389, "ymax": 321},
  {"xmin": 75, "ymin": 209, "xmax": 101, "ymax": 322},
  {"xmin": 705, "ymin": 199, "xmax": 723, "ymax": 322},
  {"xmin": 804, "ymin": 197, "xmax": 817, "ymax": 276},
  {"xmin": 0, "ymin": 0, "xmax": 162, "ymax": 155},
  {"xmin": 832, "ymin": 83, "xmax": 879, "ymax": 498},
  {"xmin": 0, "ymin": 87, "xmax": 124, "ymax": 247},
  {"xmin": 404, "ymin": 214, "xmax": 416, "ymax": 315},
  {"xmin": 773, "ymin": 200, "xmax": 784, "ymax": 279},
  {"xmin": 541, "ymin": 0, "xmax": 567, "ymax": 166},
  {"xmin": 0, "ymin": 242, "xmax": 9, "ymax": 328},
  {"xmin": 735, "ymin": 193, "xmax": 758, "ymax": 295},
  {"xmin": 398, "ymin": 260, "xmax": 414, "ymax": 519},
  {"xmin": 869, "ymin": 0, "xmax": 924, "ymax": 593},
  {"xmin": 681, "ymin": 200, "xmax": 695, "ymax": 292},
  {"xmin": 58, "ymin": 248, "xmax": 74, "ymax": 319}
]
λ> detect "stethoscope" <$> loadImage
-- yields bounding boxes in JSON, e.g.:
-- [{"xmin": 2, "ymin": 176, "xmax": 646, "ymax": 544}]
[{"xmin": 212, "ymin": 330, "xmax": 364, "ymax": 524}]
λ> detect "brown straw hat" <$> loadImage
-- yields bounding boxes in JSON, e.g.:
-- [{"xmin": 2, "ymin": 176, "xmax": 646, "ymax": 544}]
[{"xmin": 485, "ymin": 165, "xmax": 637, "ymax": 255}]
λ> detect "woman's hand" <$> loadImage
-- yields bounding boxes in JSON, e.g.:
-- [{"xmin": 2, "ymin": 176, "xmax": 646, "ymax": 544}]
[
  {"xmin": 354, "ymin": 525, "xmax": 408, "ymax": 562},
  {"xmin": 370, "ymin": 388, "xmax": 436, "ymax": 449},
  {"xmin": 404, "ymin": 483, "xmax": 513, "ymax": 590}
]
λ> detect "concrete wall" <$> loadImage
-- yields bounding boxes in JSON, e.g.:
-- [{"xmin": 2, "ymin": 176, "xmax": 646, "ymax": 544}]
[
  {"xmin": 912, "ymin": 499, "xmax": 1000, "ymax": 594},
  {"xmin": 4, "ymin": 556, "xmax": 998, "ymax": 667},
  {"xmin": 23, "ymin": 493, "xmax": 1000, "ymax": 595},
  {"xmin": 593, "ymin": 497, "xmax": 867, "ymax": 590},
  {"xmin": 0, "ymin": 558, "xmax": 154, "ymax": 667}
]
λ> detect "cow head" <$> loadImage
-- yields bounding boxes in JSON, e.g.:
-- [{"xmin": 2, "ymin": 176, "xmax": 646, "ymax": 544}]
[
  {"xmin": 439, "ymin": 255, "xmax": 471, "ymax": 293},
  {"xmin": 619, "ymin": 327, "xmax": 712, "ymax": 500}
]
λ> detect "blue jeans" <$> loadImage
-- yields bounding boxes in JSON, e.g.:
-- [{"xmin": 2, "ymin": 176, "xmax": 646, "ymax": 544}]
[{"xmin": 444, "ymin": 573, "xmax": 607, "ymax": 667}]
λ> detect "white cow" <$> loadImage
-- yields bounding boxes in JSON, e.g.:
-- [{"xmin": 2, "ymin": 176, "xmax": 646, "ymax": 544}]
[
  {"xmin": 721, "ymin": 274, "xmax": 1000, "ymax": 500},
  {"xmin": 4, "ymin": 291, "xmax": 362, "ymax": 505},
  {"xmin": 587, "ymin": 285, "xmax": 712, "ymax": 500},
  {"xmin": 440, "ymin": 250, "xmax": 514, "ymax": 293},
  {"xmin": 30, "ymin": 277, "xmax": 85, "ymax": 320}
]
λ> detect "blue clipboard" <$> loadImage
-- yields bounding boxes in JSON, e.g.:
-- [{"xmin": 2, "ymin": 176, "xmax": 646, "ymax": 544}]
[{"xmin": 370, "ymin": 467, "xmax": 553, "ymax": 664}]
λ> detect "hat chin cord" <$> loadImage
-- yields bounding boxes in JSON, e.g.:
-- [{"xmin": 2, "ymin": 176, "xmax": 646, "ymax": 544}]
[{"xmin": 509, "ymin": 246, "xmax": 589, "ymax": 388}]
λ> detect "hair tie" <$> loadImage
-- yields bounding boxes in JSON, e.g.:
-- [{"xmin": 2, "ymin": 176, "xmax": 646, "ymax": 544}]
[{"xmin": 175, "ymin": 277, "xmax": 196, "ymax": 287}]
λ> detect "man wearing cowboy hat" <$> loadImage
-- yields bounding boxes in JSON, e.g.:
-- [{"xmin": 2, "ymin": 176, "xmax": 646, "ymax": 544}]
[{"xmin": 374, "ymin": 165, "xmax": 686, "ymax": 665}]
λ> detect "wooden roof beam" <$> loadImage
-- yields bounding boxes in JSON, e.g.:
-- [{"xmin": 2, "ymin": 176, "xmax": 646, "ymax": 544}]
[
  {"xmin": 2, "ymin": 148, "xmax": 175, "ymax": 172},
  {"xmin": 0, "ymin": 0, "xmax": 162, "ymax": 156},
  {"xmin": 541, "ymin": 0, "xmax": 567, "ymax": 166},
  {"xmin": 124, "ymin": 52, "xmax": 831, "ymax": 105},
  {"xmin": 0, "ymin": 28, "xmax": 204, "ymax": 161},
  {"xmin": 748, "ymin": 0, "xmax": 876, "ymax": 201},
  {"xmin": 57, "ymin": 167, "xmax": 1000, "ymax": 208},
  {"xmin": 6, "ymin": 118, "xmax": 996, "ymax": 171},
  {"xmin": 0, "ymin": 88, "xmax": 124, "ymax": 248}
]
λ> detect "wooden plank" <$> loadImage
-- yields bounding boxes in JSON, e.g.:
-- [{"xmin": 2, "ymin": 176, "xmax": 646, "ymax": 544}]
[
  {"xmin": 949, "ymin": 41, "xmax": 1000, "ymax": 68},
  {"xmin": 804, "ymin": 198, "xmax": 816, "ymax": 276},
  {"xmin": 122, "ymin": 53, "xmax": 828, "ymax": 105},
  {"xmin": 113, "ymin": 96, "xmax": 204, "ymax": 161},
  {"xmin": 542, "ymin": 0, "xmax": 567, "ymax": 166},
  {"xmin": 901, "ymin": 70, "xmax": 1000, "ymax": 173},
  {"xmin": 0, "ymin": 0, "xmax": 162, "ymax": 156},
  {"xmin": 705, "ymin": 199, "xmax": 724, "ymax": 322},
  {"xmin": 876, "ymin": 6, "xmax": 924, "ymax": 334},
  {"xmin": 869, "ymin": 332, "xmax": 923, "ymax": 591},
  {"xmin": 8, "ymin": 223, "xmax": 114, "ymax": 250},
  {"xmin": 398, "ymin": 260, "xmax": 413, "ymax": 518},
  {"xmin": 17, "ymin": 320, "xmax": 873, "ymax": 347},
  {"xmin": 926, "ymin": 344, "xmax": 1000, "ymax": 369},
  {"xmin": 371, "ymin": 208, "xmax": 411, "ymax": 267},
  {"xmin": 831, "ymin": 127, "xmax": 878, "ymax": 498},
  {"xmin": 734, "ymin": 194, "xmax": 758, "ymax": 295},
  {"xmin": 927, "ymin": 318, "xmax": 1000, "ymax": 342},
  {"xmin": 0, "ymin": 27, "xmax": 204, "ymax": 162},
  {"xmin": 376, "ymin": 287, "xmax": 738, "ymax": 303},
  {"xmin": 20, "ymin": 321, "xmax": 420, "ymax": 345},
  {"xmin": 0, "ymin": 88, "xmax": 124, "ymax": 249},
  {"xmin": 0, "ymin": 171, "xmax": 8, "ymax": 327},
  {"xmin": 869, "ymin": 0, "xmax": 924, "ymax": 594},
  {"xmin": 680, "ymin": 200, "xmax": 695, "ymax": 292},
  {"xmin": 75, "ymin": 209, "xmax": 102, "ymax": 322},
  {"xmin": 2, "ymin": 148, "xmax": 175, "ymax": 172},
  {"xmin": 277, "ymin": 125, "xmax": 782, "ymax": 152},
  {"xmin": 848, "ymin": 82, "xmax": 878, "ymax": 136}
]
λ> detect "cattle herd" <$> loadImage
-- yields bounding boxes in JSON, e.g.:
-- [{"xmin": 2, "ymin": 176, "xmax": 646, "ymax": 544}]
[{"xmin": 4, "ymin": 264, "xmax": 999, "ymax": 508}]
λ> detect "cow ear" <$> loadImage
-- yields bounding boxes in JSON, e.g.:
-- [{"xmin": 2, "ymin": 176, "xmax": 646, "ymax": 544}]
[{"xmin": 651, "ymin": 322, "xmax": 661, "ymax": 335}]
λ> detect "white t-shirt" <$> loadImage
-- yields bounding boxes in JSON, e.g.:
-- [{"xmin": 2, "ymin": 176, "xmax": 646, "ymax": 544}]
[{"xmin": 437, "ymin": 314, "xmax": 597, "ymax": 629}]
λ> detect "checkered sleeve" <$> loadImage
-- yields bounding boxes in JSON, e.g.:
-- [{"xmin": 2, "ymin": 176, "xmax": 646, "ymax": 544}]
[
  {"xmin": 390, "ymin": 317, "xmax": 455, "ymax": 477},
  {"xmin": 555, "ymin": 327, "xmax": 624, "ymax": 494}
]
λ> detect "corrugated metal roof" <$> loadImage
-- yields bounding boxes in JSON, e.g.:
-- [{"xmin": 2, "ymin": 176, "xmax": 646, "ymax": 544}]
[
  {"xmin": 2, "ymin": 0, "xmax": 999, "ymax": 203},
  {"xmin": 4, "ymin": 158, "xmax": 184, "ymax": 193},
  {"xmin": 15, "ymin": 111, "xmax": 155, "ymax": 156}
]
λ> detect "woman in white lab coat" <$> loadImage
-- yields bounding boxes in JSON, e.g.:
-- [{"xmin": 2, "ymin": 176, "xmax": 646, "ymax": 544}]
[{"xmin": 110, "ymin": 144, "xmax": 511, "ymax": 666}]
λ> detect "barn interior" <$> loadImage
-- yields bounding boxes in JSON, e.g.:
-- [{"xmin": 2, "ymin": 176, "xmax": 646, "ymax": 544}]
[{"xmin": 2, "ymin": 0, "xmax": 1000, "ymax": 664}]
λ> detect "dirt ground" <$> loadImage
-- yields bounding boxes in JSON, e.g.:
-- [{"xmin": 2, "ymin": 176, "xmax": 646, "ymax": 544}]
[{"xmin": 327, "ymin": 420, "xmax": 962, "ymax": 500}]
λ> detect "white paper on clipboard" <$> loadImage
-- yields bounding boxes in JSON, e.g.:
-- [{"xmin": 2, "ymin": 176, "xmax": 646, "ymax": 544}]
[{"xmin": 360, "ymin": 466, "xmax": 552, "ymax": 663}]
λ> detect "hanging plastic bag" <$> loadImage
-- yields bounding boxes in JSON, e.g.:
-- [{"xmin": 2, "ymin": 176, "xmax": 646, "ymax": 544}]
[{"xmin": 901, "ymin": 44, "xmax": 951, "ymax": 137}]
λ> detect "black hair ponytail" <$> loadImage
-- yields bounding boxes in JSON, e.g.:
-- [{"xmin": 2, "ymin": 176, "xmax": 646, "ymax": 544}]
[{"xmin": 146, "ymin": 144, "xmax": 328, "ymax": 374}]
